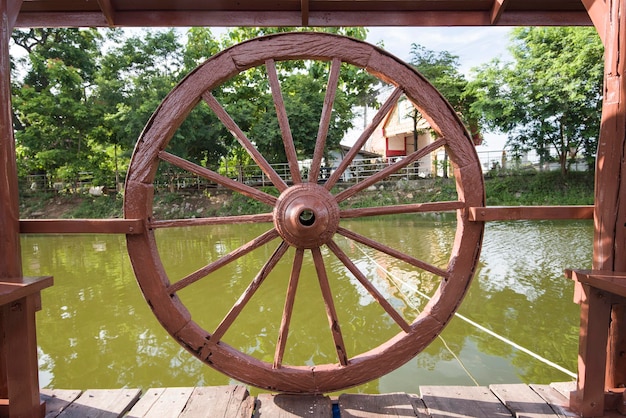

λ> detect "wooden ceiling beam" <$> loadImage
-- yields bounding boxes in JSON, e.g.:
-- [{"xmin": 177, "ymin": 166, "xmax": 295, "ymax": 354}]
[
  {"xmin": 301, "ymin": 0, "xmax": 309, "ymax": 26},
  {"xmin": 13, "ymin": 7, "xmax": 593, "ymax": 28},
  {"xmin": 490, "ymin": 0, "xmax": 509, "ymax": 25},
  {"xmin": 581, "ymin": 0, "xmax": 607, "ymax": 43},
  {"xmin": 96, "ymin": 0, "xmax": 116, "ymax": 26},
  {"xmin": 7, "ymin": 0, "xmax": 23, "ymax": 31}
]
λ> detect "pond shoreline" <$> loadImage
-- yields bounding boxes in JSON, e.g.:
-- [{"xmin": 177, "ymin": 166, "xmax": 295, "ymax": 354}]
[{"xmin": 19, "ymin": 171, "xmax": 594, "ymax": 220}]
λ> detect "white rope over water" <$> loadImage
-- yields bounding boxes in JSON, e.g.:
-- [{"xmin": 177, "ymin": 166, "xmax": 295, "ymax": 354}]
[{"xmin": 352, "ymin": 242, "xmax": 577, "ymax": 381}]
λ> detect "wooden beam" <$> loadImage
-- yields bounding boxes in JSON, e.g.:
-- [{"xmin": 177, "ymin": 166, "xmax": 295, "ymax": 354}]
[
  {"xmin": 301, "ymin": 0, "xmax": 309, "ymax": 26},
  {"xmin": 14, "ymin": 10, "xmax": 593, "ymax": 28},
  {"xmin": 468, "ymin": 206, "xmax": 594, "ymax": 221},
  {"xmin": 7, "ymin": 0, "xmax": 23, "ymax": 32},
  {"xmin": 490, "ymin": 0, "xmax": 509, "ymax": 25},
  {"xmin": 96, "ymin": 0, "xmax": 115, "ymax": 26},
  {"xmin": 582, "ymin": 0, "xmax": 608, "ymax": 43},
  {"xmin": 19, "ymin": 219, "xmax": 144, "ymax": 235}
]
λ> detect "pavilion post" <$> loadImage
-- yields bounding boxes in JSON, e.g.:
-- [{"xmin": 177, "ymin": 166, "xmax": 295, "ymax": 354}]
[
  {"xmin": 0, "ymin": 1, "xmax": 47, "ymax": 417},
  {"xmin": 570, "ymin": 0, "xmax": 626, "ymax": 416}
]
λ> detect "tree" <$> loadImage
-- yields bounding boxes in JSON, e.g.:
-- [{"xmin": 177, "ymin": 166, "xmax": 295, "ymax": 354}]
[
  {"xmin": 467, "ymin": 27, "xmax": 603, "ymax": 176},
  {"xmin": 204, "ymin": 27, "xmax": 379, "ymax": 166},
  {"xmin": 12, "ymin": 28, "xmax": 107, "ymax": 185},
  {"xmin": 409, "ymin": 45, "xmax": 480, "ymax": 178}
]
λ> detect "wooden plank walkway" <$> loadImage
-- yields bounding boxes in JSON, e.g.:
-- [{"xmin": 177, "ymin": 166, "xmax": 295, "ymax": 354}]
[{"xmin": 38, "ymin": 382, "xmax": 620, "ymax": 418}]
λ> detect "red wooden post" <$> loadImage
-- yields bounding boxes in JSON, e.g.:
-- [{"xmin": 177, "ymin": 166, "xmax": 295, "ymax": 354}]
[
  {"xmin": 571, "ymin": 1, "xmax": 626, "ymax": 416},
  {"xmin": 0, "ymin": 1, "xmax": 47, "ymax": 416}
]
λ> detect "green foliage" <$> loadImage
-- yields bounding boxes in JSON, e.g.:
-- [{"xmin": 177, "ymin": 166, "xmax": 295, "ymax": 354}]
[
  {"xmin": 10, "ymin": 27, "xmax": 377, "ymax": 188},
  {"xmin": 409, "ymin": 45, "xmax": 481, "ymax": 141},
  {"xmin": 485, "ymin": 171, "xmax": 594, "ymax": 205},
  {"xmin": 467, "ymin": 27, "xmax": 603, "ymax": 176}
]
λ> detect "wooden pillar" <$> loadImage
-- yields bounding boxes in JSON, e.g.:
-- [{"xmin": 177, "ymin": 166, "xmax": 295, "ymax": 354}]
[
  {"xmin": 0, "ymin": 1, "xmax": 46, "ymax": 417},
  {"xmin": 572, "ymin": 0, "xmax": 626, "ymax": 416}
]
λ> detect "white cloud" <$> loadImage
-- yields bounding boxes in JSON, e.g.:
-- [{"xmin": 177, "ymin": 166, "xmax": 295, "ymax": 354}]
[{"xmin": 366, "ymin": 27, "xmax": 513, "ymax": 75}]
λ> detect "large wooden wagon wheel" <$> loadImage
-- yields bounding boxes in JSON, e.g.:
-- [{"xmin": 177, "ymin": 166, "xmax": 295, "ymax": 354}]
[{"xmin": 124, "ymin": 32, "xmax": 484, "ymax": 393}]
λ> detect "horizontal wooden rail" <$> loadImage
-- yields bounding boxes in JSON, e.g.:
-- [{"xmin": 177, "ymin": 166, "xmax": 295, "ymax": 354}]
[
  {"xmin": 0, "ymin": 276, "xmax": 53, "ymax": 306},
  {"xmin": 566, "ymin": 269, "xmax": 626, "ymax": 298},
  {"xmin": 469, "ymin": 205, "xmax": 594, "ymax": 221},
  {"xmin": 20, "ymin": 219, "xmax": 143, "ymax": 235}
]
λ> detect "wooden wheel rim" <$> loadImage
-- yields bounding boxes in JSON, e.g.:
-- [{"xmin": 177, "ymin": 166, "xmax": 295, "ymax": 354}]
[{"xmin": 124, "ymin": 32, "xmax": 485, "ymax": 393}]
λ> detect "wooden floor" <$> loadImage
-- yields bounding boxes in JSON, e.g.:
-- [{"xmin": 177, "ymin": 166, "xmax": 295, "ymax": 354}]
[{"xmin": 40, "ymin": 381, "xmax": 620, "ymax": 418}]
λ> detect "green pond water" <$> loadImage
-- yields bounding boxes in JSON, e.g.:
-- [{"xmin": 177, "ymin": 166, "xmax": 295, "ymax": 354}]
[{"xmin": 22, "ymin": 215, "xmax": 590, "ymax": 394}]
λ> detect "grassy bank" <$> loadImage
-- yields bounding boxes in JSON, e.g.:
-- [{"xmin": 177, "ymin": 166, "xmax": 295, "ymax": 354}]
[{"xmin": 19, "ymin": 171, "xmax": 595, "ymax": 219}]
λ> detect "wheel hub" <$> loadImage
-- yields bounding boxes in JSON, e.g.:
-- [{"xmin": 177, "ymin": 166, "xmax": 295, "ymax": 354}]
[{"xmin": 273, "ymin": 183, "xmax": 340, "ymax": 249}]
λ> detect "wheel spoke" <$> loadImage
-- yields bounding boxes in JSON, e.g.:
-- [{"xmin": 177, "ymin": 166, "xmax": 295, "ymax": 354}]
[
  {"xmin": 150, "ymin": 213, "xmax": 274, "ymax": 229},
  {"xmin": 340, "ymin": 201, "xmax": 465, "ymax": 219},
  {"xmin": 273, "ymin": 248, "xmax": 304, "ymax": 369},
  {"xmin": 335, "ymin": 137, "xmax": 447, "ymax": 203},
  {"xmin": 266, "ymin": 59, "xmax": 302, "ymax": 184},
  {"xmin": 311, "ymin": 247, "xmax": 348, "ymax": 366},
  {"xmin": 336, "ymin": 226, "xmax": 449, "ymax": 278},
  {"xmin": 308, "ymin": 58, "xmax": 342, "ymax": 183},
  {"xmin": 159, "ymin": 151, "xmax": 277, "ymax": 206},
  {"xmin": 326, "ymin": 240, "xmax": 411, "ymax": 333},
  {"xmin": 168, "ymin": 228, "xmax": 280, "ymax": 294},
  {"xmin": 202, "ymin": 92, "xmax": 289, "ymax": 191},
  {"xmin": 325, "ymin": 86, "xmax": 404, "ymax": 190},
  {"xmin": 210, "ymin": 241, "xmax": 290, "ymax": 343}
]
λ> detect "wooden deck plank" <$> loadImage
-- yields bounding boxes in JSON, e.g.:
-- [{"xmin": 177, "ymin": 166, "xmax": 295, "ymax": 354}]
[
  {"xmin": 253, "ymin": 393, "xmax": 332, "ymax": 417},
  {"xmin": 490, "ymin": 383, "xmax": 559, "ymax": 417},
  {"xmin": 56, "ymin": 388, "xmax": 141, "ymax": 418},
  {"xmin": 420, "ymin": 386, "xmax": 512, "ymax": 418},
  {"xmin": 338, "ymin": 392, "xmax": 423, "ymax": 417},
  {"xmin": 41, "ymin": 389, "xmax": 82, "ymax": 418},
  {"xmin": 125, "ymin": 388, "xmax": 166, "ymax": 417},
  {"xmin": 127, "ymin": 387, "xmax": 193, "ymax": 417},
  {"xmin": 179, "ymin": 385, "xmax": 255, "ymax": 418},
  {"xmin": 529, "ymin": 384, "xmax": 578, "ymax": 417}
]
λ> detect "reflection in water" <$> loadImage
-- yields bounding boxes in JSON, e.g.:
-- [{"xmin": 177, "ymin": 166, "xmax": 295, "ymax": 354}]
[{"xmin": 23, "ymin": 216, "xmax": 590, "ymax": 393}]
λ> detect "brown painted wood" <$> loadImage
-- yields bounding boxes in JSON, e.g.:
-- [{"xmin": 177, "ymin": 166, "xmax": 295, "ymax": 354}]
[
  {"xmin": 210, "ymin": 241, "xmax": 289, "ymax": 343},
  {"xmin": 159, "ymin": 151, "xmax": 278, "ymax": 206},
  {"xmin": 253, "ymin": 394, "xmax": 331, "ymax": 417},
  {"xmin": 266, "ymin": 59, "xmax": 302, "ymax": 184},
  {"xmin": 341, "ymin": 201, "xmax": 465, "ymax": 220},
  {"xmin": 568, "ymin": 270, "xmax": 626, "ymax": 298},
  {"xmin": 150, "ymin": 213, "xmax": 273, "ymax": 229},
  {"xmin": 41, "ymin": 389, "xmax": 81, "ymax": 418},
  {"xmin": 336, "ymin": 226, "xmax": 449, "ymax": 278},
  {"xmin": 311, "ymin": 246, "xmax": 349, "ymax": 366},
  {"xmin": 309, "ymin": 58, "xmax": 340, "ymax": 183},
  {"xmin": 490, "ymin": 0, "xmax": 510, "ymax": 24},
  {"xmin": 490, "ymin": 383, "xmax": 559, "ymax": 418},
  {"xmin": 20, "ymin": 219, "xmax": 143, "ymax": 235},
  {"xmin": 469, "ymin": 206, "xmax": 594, "ymax": 221},
  {"xmin": 568, "ymin": 284, "xmax": 612, "ymax": 416},
  {"xmin": 325, "ymin": 86, "xmax": 402, "ymax": 190},
  {"xmin": 420, "ymin": 386, "xmax": 512, "ymax": 418},
  {"xmin": 56, "ymin": 389, "xmax": 140, "ymax": 418},
  {"xmin": 14, "ymin": 2, "xmax": 591, "ymax": 29},
  {"xmin": 339, "ymin": 392, "xmax": 423, "ymax": 417},
  {"xmin": 327, "ymin": 239, "xmax": 411, "ymax": 332},
  {"xmin": 124, "ymin": 32, "xmax": 484, "ymax": 393},
  {"xmin": 0, "ymin": 276, "xmax": 52, "ymax": 306},
  {"xmin": 274, "ymin": 248, "xmax": 304, "ymax": 369},
  {"xmin": 3, "ymin": 295, "xmax": 45, "ymax": 418},
  {"xmin": 202, "ymin": 92, "xmax": 288, "ymax": 192},
  {"xmin": 334, "ymin": 137, "xmax": 447, "ymax": 203},
  {"xmin": 167, "ymin": 228, "xmax": 279, "ymax": 295}
]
